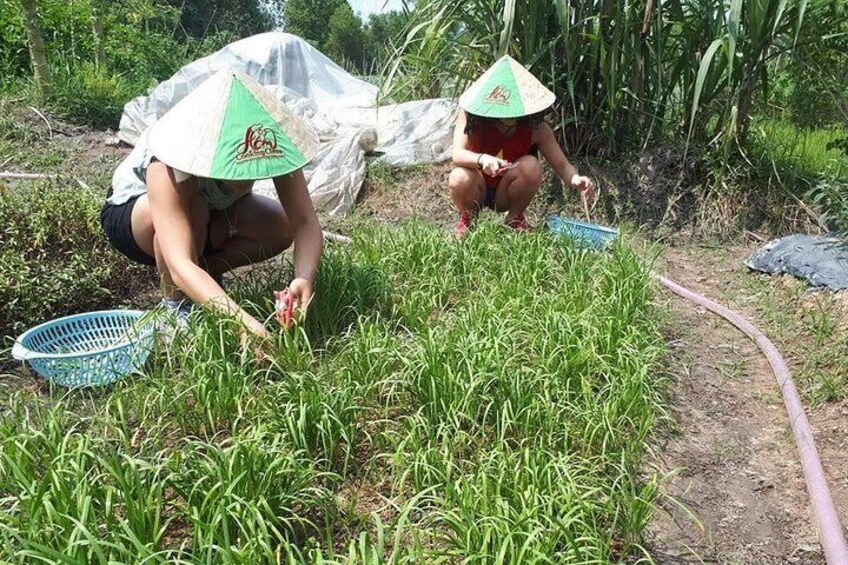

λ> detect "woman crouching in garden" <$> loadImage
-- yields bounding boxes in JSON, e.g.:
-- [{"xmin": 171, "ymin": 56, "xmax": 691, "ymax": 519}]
[
  {"xmin": 100, "ymin": 70, "xmax": 322, "ymax": 339},
  {"xmin": 449, "ymin": 55, "xmax": 595, "ymax": 237}
]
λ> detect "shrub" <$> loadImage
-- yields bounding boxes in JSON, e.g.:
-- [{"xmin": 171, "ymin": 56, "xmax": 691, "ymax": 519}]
[
  {"xmin": 0, "ymin": 181, "xmax": 154, "ymax": 341},
  {"xmin": 809, "ymin": 179, "xmax": 848, "ymax": 232},
  {"xmin": 47, "ymin": 61, "xmax": 143, "ymax": 128}
]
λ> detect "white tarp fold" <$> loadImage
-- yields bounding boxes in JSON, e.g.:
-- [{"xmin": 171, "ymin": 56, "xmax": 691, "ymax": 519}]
[{"xmin": 119, "ymin": 32, "xmax": 456, "ymax": 214}]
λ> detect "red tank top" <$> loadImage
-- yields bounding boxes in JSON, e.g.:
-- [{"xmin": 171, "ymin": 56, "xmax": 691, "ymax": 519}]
[{"xmin": 468, "ymin": 120, "xmax": 534, "ymax": 187}]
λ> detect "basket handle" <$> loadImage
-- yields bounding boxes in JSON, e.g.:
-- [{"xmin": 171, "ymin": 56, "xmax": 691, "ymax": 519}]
[
  {"xmin": 579, "ymin": 183, "xmax": 600, "ymax": 223},
  {"xmin": 581, "ymin": 193, "xmax": 592, "ymax": 223},
  {"xmin": 11, "ymin": 341, "xmax": 33, "ymax": 361}
]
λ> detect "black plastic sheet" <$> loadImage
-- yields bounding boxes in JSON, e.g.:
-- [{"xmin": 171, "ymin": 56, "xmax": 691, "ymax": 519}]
[{"xmin": 745, "ymin": 234, "xmax": 848, "ymax": 290}]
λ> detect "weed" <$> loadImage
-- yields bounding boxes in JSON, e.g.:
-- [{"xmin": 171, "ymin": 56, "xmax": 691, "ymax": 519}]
[{"xmin": 728, "ymin": 271, "xmax": 848, "ymax": 404}]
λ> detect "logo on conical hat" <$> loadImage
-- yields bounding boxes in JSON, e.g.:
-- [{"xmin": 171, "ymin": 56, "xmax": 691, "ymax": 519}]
[
  {"xmin": 459, "ymin": 55, "xmax": 555, "ymax": 119},
  {"xmin": 236, "ymin": 123, "xmax": 285, "ymax": 163},
  {"xmin": 484, "ymin": 86, "xmax": 512, "ymax": 106},
  {"xmin": 149, "ymin": 70, "xmax": 318, "ymax": 181}
]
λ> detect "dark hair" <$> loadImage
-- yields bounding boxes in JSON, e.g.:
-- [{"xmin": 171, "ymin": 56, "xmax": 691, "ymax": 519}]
[{"xmin": 463, "ymin": 109, "xmax": 548, "ymax": 135}]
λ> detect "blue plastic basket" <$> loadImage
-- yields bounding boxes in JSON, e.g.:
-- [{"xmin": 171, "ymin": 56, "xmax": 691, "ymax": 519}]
[
  {"xmin": 547, "ymin": 215, "xmax": 619, "ymax": 250},
  {"xmin": 11, "ymin": 310, "xmax": 155, "ymax": 388}
]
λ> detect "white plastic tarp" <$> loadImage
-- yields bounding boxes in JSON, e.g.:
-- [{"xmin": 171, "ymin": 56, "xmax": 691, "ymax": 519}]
[{"xmin": 119, "ymin": 32, "xmax": 456, "ymax": 215}]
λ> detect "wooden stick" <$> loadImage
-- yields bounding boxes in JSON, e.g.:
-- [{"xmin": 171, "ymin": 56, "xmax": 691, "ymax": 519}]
[
  {"xmin": 0, "ymin": 172, "xmax": 90, "ymax": 190},
  {"xmin": 581, "ymin": 192, "xmax": 592, "ymax": 223},
  {"xmin": 745, "ymin": 230, "xmax": 766, "ymax": 242},
  {"xmin": 322, "ymin": 230, "xmax": 352, "ymax": 245},
  {"xmin": 28, "ymin": 106, "xmax": 53, "ymax": 139},
  {"xmin": 0, "ymin": 172, "xmax": 58, "ymax": 180}
]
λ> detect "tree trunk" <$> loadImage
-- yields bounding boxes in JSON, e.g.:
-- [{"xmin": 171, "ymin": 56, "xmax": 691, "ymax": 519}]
[
  {"xmin": 91, "ymin": 0, "xmax": 106, "ymax": 68},
  {"xmin": 736, "ymin": 73, "xmax": 758, "ymax": 143},
  {"xmin": 21, "ymin": 0, "xmax": 51, "ymax": 95}
]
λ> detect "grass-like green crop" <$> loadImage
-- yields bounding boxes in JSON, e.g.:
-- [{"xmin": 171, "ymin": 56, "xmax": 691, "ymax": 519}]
[{"xmin": 0, "ymin": 220, "xmax": 667, "ymax": 563}]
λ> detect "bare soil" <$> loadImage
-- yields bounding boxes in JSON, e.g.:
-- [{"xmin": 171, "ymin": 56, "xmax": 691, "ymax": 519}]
[
  {"xmin": 646, "ymin": 244, "xmax": 848, "ymax": 564},
  {"xmin": 356, "ymin": 162, "xmax": 457, "ymax": 227}
]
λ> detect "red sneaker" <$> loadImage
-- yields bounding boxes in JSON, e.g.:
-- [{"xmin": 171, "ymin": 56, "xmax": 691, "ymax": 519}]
[
  {"xmin": 453, "ymin": 211, "xmax": 474, "ymax": 239},
  {"xmin": 505, "ymin": 214, "xmax": 533, "ymax": 232}
]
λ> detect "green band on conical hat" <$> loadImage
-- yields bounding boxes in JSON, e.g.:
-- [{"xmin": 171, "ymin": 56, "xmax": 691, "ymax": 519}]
[
  {"xmin": 149, "ymin": 70, "xmax": 318, "ymax": 181},
  {"xmin": 458, "ymin": 55, "xmax": 556, "ymax": 119}
]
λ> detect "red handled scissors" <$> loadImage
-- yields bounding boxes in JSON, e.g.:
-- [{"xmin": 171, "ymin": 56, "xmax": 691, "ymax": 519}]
[
  {"xmin": 275, "ymin": 288, "xmax": 296, "ymax": 329},
  {"xmin": 496, "ymin": 162, "xmax": 519, "ymax": 176}
]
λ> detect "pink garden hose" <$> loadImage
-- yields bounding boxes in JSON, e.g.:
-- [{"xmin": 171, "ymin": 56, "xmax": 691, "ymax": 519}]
[{"xmin": 658, "ymin": 275, "xmax": 848, "ymax": 564}]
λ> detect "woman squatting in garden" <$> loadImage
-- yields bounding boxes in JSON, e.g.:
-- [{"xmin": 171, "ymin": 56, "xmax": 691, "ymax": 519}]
[
  {"xmin": 449, "ymin": 55, "xmax": 596, "ymax": 237},
  {"xmin": 100, "ymin": 70, "xmax": 322, "ymax": 339}
]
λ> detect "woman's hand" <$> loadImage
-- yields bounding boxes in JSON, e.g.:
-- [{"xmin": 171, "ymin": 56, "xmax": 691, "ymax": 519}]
[
  {"xmin": 479, "ymin": 154, "xmax": 509, "ymax": 177},
  {"xmin": 243, "ymin": 316, "xmax": 270, "ymax": 340},
  {"xmin": 571, "ymin": 174, "xmax": 595, "ymax": 204},
  {"xmin": 238, "ymin": 325, "xmax": 275, "ymax": 363},
  {"xmin": 275, "ymin": 278, "xmax": 314, "ymax": 329}
]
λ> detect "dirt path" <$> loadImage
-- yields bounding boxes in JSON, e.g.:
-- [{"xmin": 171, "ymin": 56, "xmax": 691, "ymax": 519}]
[{"xmin": 646, "ymin": 244, "xmax": 848, "ymax": 564}]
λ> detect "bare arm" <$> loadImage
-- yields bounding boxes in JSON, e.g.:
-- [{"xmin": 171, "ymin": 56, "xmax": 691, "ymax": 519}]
[
  {"xmin": 451, "ymin": 111, "xmax": 481, "ymax": 168},
  {"xmin": 534, "ymin": 122, "xmax": 578, "ymax": 183},
  {"xmin": 146, "ymin": 162, "xmax": 267, "ymax": 335},
  {"xmin": 274, "ymin": 169, "xmax": 322, "ymax": 310},
  {"xmin": 533, "ymin": 122, "xmax": 594, "ymax": 197},
  {"xmin": 451, "ymin": 110, "xmax": 508, "ymax": 175}
]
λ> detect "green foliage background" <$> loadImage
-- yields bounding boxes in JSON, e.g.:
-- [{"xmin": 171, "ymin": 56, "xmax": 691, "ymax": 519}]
[
  {"xmin": 0, "ymin": 0, "xmax": 407, "ymax": 126},
  {"xmin": 771, "ymin": 0, "xmax": 848, "ymax": 130},
  {"xmin": 0, "ymin": 0, "xmax": 254, "ymax": 126},
  {"xmin": 283, "ymin": 0, "xmax": 408, "ymax": 72}
]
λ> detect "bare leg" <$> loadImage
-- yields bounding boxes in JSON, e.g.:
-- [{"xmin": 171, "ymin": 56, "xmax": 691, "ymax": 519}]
[
  {"xmin": 493, "ymin": 155, "xmax": 543, "ymax": 220},
  {"xmin": 131, "ymin": 192, "xmax": 209, "ymax": 300},
  {"xmin": 202, "ymin": 194, "xmax": 293, "ymax": 278},
  {"xmin": 448, "ymin": 166, "xmax": 486, "ymax": 214},
  {"xmin": 131, "ymin": 186, "xmax": 293, "ymax": 298}
]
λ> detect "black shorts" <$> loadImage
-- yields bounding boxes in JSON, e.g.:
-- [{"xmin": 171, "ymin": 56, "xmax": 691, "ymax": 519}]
[
  {"xmin": 100, "ymin": 194, "xmax": 218, "ymax": 266},
  {"xmin": 483, "ymin": 186, "xmax": 497, "ymax": 209}
]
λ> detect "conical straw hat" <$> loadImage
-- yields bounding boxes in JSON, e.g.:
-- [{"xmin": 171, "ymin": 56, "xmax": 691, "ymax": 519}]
[
  {"xmin": 149, "ymin": 70, "xmax": 318, "ymax": 181},
  {"xmin": 458, "ymin": 55, "xmax": 555, "ymax": 119}
]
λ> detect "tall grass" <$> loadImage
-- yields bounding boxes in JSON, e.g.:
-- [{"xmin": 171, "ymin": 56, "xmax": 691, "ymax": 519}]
[
  {"xmin": 385, "ymin": 0, "xmax": 812, "ymax": 154},
  {"xmin": 750, "ymin": 119, "xmax": 848, "ymax": 178},
  {"xmin": 1, "ymin": 221, "xmax": 667, "ymax": 562},
  {"xmin": 744, "ymin": 118, "xmax": 848, "ymax": 230}
]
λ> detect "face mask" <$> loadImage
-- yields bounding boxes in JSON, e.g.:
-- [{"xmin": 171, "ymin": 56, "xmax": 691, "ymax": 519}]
[{"xmin": 173, "ymin": 169, "xmax": 192, "ymax": 183}]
